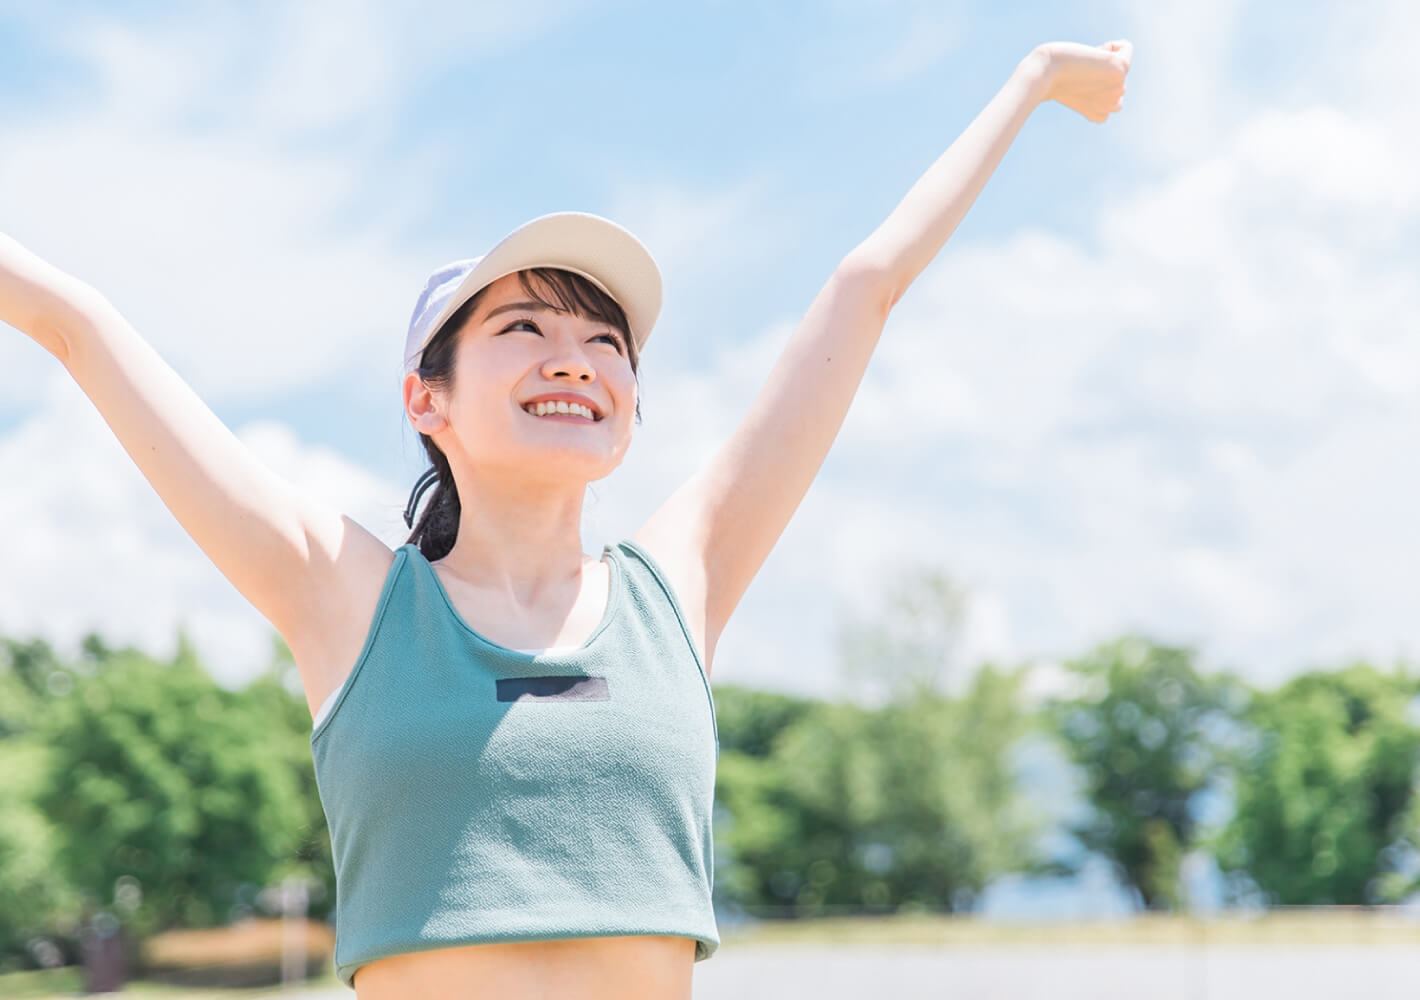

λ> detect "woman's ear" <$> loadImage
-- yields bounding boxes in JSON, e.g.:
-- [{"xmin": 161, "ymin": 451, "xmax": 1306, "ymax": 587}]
[{"xmin": 404, "ymin": 373, "xmax": 448, "ymax": 434}]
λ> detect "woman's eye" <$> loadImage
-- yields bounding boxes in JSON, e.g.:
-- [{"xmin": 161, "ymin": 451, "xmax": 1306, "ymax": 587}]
[{"xmin": 499, "ymin": 318, "xmax": 620, "ymax": 352}]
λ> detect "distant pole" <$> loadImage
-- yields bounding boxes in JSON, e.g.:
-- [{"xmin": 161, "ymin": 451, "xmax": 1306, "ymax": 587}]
[
  {"xmin": 280, "ymin": 875, "xmax": 310, "ymax": 986},
  {"xmin": 81, "ymin": 910, "xmax": 125, "ymax": 993}
]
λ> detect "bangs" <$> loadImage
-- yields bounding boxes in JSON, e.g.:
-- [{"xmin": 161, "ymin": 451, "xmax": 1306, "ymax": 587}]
[{"xmin": 518, "ymin": 268, "xmax": 635, "ymax": 362}]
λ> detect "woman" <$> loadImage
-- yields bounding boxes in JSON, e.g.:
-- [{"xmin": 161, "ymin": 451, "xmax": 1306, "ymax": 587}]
[{"xmin": 1, "ymin": 38, "xmax": 1129, "ymax": 1000}]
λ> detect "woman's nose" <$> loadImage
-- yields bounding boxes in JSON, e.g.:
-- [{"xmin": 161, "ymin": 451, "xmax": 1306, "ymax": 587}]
[{"xmin": 542, "ymin": 350, "xmax": 595, "ymax": 382}]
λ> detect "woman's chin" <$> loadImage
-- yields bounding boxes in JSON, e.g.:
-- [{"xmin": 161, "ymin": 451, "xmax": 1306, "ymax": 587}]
[{"xmin": 510, "ymin": 446, "xmax": 622, "ymax": 484}]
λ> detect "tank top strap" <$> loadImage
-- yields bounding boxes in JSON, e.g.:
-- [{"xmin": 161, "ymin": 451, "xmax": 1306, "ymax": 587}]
[{"xmin": 604, "ymin": 538, "xmax": 718, "ymax": 756}]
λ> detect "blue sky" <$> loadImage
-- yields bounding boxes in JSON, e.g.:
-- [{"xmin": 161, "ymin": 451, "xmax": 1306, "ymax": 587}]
[{"xmin": 2, "ymin": 0, "xmax": 1418, "ymax": 715}]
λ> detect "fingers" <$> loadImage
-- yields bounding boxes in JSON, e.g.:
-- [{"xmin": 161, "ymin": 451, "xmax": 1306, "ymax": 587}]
[{"xmin": 1103, "ymin": 38, "xmax": 1134, "ymax": 69}]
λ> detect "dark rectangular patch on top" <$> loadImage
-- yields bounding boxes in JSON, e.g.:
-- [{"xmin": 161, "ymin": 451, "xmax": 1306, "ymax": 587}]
[{"xmin": 497, "ymin": 675, "xmax": 611, "ymax": 703}]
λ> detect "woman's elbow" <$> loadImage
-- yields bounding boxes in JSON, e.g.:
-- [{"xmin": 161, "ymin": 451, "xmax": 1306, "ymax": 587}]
[{"xmin": 833, "ymin": 255, "xmax": 901, "ymax": 322}]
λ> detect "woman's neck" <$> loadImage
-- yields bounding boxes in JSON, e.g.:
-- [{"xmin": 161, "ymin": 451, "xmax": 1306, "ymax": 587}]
[{"xmin": 435, "ymin": 472, "xmax": 593, "ymax": 601}]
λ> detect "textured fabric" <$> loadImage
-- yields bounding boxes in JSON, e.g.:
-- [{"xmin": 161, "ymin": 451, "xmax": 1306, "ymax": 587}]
[
  {"xmin": 310, "ymin": 644, "xmax": 577, "ymax": 729},
  {"xmin": 309, "ymin": 540, "xmax": 720, "ymax": 989}
]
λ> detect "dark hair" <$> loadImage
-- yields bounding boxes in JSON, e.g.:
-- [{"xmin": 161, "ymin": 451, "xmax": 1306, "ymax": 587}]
[{"xmin": 403, "ymin": 267, "xmax": 641, "ymax": 561}]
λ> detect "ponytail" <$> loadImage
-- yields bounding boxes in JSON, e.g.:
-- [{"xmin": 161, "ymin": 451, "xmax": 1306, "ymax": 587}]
[{"xmin": 404, "ymin": 444, "xmax": 461, "ymax": 562}]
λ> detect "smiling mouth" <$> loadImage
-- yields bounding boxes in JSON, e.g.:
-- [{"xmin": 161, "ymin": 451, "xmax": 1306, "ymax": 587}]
[{"xmin": 521, "ymin": 402, "xmax": 602, "ymax": 422}]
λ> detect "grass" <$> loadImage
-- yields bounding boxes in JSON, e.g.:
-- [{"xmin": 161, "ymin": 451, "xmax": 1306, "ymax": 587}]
[
  {"xmin": 0, "ymin": 964, "xmax": 342, "ymax": 999},
  {"xmin": 0, "ymin": 967, "xmax": 83, "ymax": 998}
]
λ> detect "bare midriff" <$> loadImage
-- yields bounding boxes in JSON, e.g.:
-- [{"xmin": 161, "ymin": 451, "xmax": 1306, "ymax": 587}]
[{"xmin": 352, "ymin": 934, "xmax": 698, "ymax": 1000}]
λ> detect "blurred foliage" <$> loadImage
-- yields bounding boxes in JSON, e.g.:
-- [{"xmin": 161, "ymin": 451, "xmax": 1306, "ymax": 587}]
[
  {"xmin": 0, "ymin": 630, "xmax": 330, "ymax": 973},
  {"xmin": 6, "ymin": 572, "xmax": 1420, "ymax": 977},
  {"xmin": 713, "ymin": 673, "xmax": 1043, "ymax": 915},
  {"xmin": 0, "ymin": 638, "xmax": 81, "ymax": 971},
  {"xmin": 0, "ymin": 737, "xmax": 80, "ymax": 968},
  {"xmin": 713, "ymin": 686, "xmax": 819, "ymax": 759},
  {"xmin": 1213, "ymin": 663, "xmax": 1420, "ymax": 905},
  {"xmin": 0, "ymin": 638, "xmax": 60, "ymax": 735},
  {"xmin": 1044, "ymin": 636, "xmax": 1248, "ymax": 909},
  {"xmin": 712, "ymin": 566, "xmax": 1044, "ymax": 916}
]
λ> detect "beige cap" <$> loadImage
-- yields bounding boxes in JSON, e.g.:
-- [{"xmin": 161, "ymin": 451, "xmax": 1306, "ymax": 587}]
[{"xmin": 402, "ymin": 211, "xmax": 663, "ymax": 376}]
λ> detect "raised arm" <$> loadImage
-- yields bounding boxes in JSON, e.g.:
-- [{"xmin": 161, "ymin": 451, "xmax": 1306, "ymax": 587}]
[
  {"xmin": 633, "ymin": 40, "xmax": 1132, "ymax": 670},
  {"xmin": 1, "ymin": 233, "xmax": 393, "ymax": 707}
]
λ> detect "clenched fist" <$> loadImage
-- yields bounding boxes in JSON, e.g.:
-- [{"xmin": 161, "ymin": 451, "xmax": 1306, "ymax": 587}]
[{"xmin": 1037, "ymin": 39, "xmax": 1133, "ymax": 123}]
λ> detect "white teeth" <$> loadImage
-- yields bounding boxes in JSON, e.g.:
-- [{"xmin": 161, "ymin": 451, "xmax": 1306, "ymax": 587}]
[{"xmin": 524, "ymin": 401, "xmax": 598, "ymax": 420}]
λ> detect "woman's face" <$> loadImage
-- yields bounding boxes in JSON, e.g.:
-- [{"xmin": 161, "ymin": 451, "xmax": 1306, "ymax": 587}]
[{"xmin": 421, "ymin": 271, "xmax": 638, "ymax": 485}]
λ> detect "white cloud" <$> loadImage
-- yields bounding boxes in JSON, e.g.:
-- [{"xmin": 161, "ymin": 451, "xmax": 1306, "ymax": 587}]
[
  {"xmin": 1104, "ymin": 0, "xmax": 1245, "ymax": 168},
  {"xmin": 0, "ymin": 118, "xmax": 420, "ymax": 402},
  {"xmin": 1174, "ymin": 547, "xmax": 1288, "ymax": 635},
  {"xmin": 1237, "ymin": 108, "xmax": 1419, "ymax": 216},
  {"xmin": 239, "ymin": 0, "xmax": 400, "ymax": 137},
  {"xmin": 232, "ymin": 420, "xmax": 410, "ymax": 545}
]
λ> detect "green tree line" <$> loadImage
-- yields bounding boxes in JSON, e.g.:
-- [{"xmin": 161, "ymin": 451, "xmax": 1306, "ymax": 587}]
[{"xmin": 3, "ymin": 578, "xmax": 1420, "ymax": 973}]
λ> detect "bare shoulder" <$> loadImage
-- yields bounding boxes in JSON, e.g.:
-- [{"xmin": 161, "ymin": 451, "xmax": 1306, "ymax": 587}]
[
  {"xmin": 279, "ymin": 513, "xmax": 400, "ymax": 721},
  {"xmin": 628, "ymin": 517, "xmax": 716, "ymax": 676}
]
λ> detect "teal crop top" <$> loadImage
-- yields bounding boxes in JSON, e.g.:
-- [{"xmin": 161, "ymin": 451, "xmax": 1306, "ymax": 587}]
[{"xmin": 309, "ymin": 540, "xmax": 720, "ymax": 989}]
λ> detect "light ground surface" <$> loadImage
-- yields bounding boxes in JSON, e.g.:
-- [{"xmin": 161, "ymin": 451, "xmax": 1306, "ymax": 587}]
[
  {"xmin": 275, "ymin": 944, "xmax": 1420, "ymax": 1000},
  {"xmin": 690, "ymin": 945, "xmax": 1420, "ymax": 1000}
]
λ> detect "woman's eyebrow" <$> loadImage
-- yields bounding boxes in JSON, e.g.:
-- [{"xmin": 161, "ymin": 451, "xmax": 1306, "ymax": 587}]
[
  {"xmin": 480, "ymin": 300, "xmax": 617, "ymax": 338},
  {"xmin": 481, "ymin": 300, "xmax": 551, "ymax": 323}
]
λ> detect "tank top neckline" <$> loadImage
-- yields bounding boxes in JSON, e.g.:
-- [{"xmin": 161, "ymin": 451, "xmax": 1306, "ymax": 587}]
[{"xmin": 404, "ymin": 542, "xmax": 624, "ymax": 660}]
